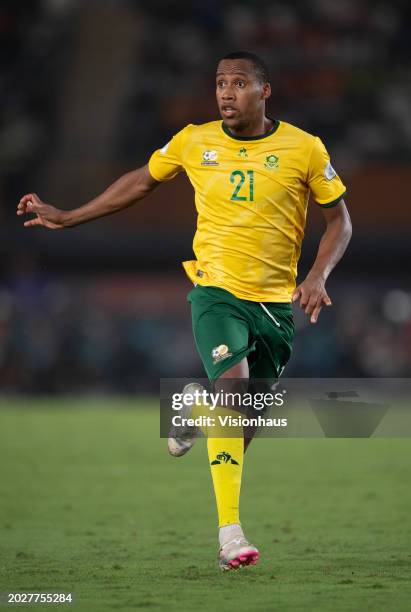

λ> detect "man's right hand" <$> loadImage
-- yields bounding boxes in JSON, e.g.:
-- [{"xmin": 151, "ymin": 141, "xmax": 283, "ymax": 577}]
[
  {"xmin": 17, "ymin": 193, "xmax": 66, "ymax": 229},
  {"xmin": 17, "ymin": 166, "xmax": 159, "ymax": 229}
]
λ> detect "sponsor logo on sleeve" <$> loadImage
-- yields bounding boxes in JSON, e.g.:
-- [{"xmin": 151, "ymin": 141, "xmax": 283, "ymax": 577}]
[{"xmin": 324, "ymin": 161, "xmax": 337, "ymax": 180}]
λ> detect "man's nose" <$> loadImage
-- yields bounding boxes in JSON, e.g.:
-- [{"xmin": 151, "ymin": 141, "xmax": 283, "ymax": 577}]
[{"xmin": 222, "ymin": 87, "xmax": 235, "ymax": 100}]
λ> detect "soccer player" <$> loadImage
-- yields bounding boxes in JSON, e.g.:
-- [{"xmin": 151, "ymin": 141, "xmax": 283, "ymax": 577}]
[{"xmin": 17, "ymin": 51, "xmax": 352, "ymax": 571}]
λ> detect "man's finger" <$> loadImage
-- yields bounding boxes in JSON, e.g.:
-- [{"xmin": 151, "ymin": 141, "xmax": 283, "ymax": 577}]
[
  {"xmin": 24, "ymin": 218, "xmax": 42, "ymax": 227},
  {"xmin": 26, "ymin": 192, "xmax": 40, "ymax": 204},
  {"xmin": 26, "ymin": 201, "xmax": 44, "ymax": 215},
  {"xmin": 18, "ymin": 196, "xmax": 40, "ymax": 215},
  {"xmin": 17, "ymin": 195, "xmax": 32, "ymax": 213},
  {"xmin": 291, "ymin": 288, "xmax": 301, "ymax": 302},
  {"xmin": 299, "ymin": 288, "xmax": 309, "ymax": 308},
  {"xmin": 323, "ymin": 294, "xmax": 332, "ymax": 306},
  {"xmin": 18, "ymin": 193, "xmax": 42, "ymax": 209},
  {"xmin": 310, "ymin": 302, "xmax": 323, "ymax": 324},
  {"xmin": 19, "ymin": 194, "xmax": 33, "ymax": 204},
  {"xmin": 305, "ymin": 295, "xmax": 319, "ymax": 315},
  {"xmin": 21, "ymin": 193, "xmax": 39, "ymax": 205}
]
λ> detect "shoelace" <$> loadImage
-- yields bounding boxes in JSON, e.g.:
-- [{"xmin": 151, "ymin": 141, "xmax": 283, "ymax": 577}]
[{"xmin": 220, "ymin": 537, "xmax": 249, "ymax": 550}]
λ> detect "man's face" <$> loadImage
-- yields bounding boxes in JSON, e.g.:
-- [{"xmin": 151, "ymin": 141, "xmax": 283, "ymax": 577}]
[{"xmin": 216, "ymin": 59, "xmax": 271, "ymax": 131}]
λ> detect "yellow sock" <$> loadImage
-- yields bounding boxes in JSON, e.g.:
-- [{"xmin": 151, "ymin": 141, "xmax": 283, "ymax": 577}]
[
  {"xmin": 207, "ymin": 432, "xmax": 243, "ymax": 526},
  {"xmin": 191, "ymin": 402, "xmax": 244, "ymax": 527}
]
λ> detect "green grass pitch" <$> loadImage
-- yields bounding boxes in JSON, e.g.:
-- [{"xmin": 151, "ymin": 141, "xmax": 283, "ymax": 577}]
[{"xmin": 1, "ymin": 398, "xmax": 410, "ymax": 611}]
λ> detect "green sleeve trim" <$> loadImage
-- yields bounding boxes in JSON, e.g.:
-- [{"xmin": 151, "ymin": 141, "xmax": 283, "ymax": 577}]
[{"xmin": 316, "ymin": 191, "xmax": 347, "ymax": 208}]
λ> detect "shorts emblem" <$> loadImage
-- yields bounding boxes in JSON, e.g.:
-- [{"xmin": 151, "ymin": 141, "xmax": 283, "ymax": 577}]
[{"xmin": 211, "ymin": 344, "xmax": 233, "ymax": 364}]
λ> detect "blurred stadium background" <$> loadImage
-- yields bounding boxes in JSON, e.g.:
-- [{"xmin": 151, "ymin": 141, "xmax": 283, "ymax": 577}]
[{"xmin": 1, "ymin": 0, "xmax": 411, "ymax": 394}]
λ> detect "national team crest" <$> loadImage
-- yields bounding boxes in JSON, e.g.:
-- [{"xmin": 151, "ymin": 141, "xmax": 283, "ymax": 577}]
[
  {"xmin": 264, "ymin": 154, "xmax": 279, "ymax": 170},
  {"xmin": 211, "ymin": 344, "xmax": 233, "ymax": 364}
]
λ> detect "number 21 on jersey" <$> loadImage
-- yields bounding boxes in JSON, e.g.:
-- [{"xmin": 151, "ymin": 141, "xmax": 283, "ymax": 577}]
[{"xmin": 230, "ymin": 170, "xmax": 254, "ymax": 202}]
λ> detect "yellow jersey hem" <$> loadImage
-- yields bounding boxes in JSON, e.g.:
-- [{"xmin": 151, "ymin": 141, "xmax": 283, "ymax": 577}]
[{"xmin": 182, "ymin": 260, "xmax": 293, "ymax": 303}]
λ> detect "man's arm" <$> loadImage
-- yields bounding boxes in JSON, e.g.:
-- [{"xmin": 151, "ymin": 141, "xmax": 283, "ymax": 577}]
[
  {"xmin": 17, "ymin": 164, "xmax": 159, "ymax": 229},
  {"xmin": 292, "ymin": 199, "xmax": 352, "ymax": 323}
]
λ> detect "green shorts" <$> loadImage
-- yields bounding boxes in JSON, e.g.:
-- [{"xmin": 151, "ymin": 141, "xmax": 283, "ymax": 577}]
[{"xmin": 188, "ymin": 285, "xmax": 294, "ymax": 381}]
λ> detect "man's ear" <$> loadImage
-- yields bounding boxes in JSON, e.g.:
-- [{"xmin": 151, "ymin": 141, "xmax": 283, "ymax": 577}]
[{"xmin": 262, "ymin": 82, "xmax": 271, "ymax": 100}]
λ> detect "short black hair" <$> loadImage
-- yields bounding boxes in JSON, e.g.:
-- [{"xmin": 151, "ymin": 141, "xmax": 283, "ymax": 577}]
[{"xmin": 219, "ymin": 51, "xmax": 270, "ymax": 84}]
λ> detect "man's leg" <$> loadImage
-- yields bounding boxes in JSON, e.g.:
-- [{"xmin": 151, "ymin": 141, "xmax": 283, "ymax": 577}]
[
  {"xmin": 208, "ymin": 359, "xmax": 248, "ymax": 533},
  {"xmin": 186, "ymin": 285, "xmax": 260, "ymax": 568},
  {"xmin": 205, "ymin": 359, "xmax": 259, "ymax": 569}
]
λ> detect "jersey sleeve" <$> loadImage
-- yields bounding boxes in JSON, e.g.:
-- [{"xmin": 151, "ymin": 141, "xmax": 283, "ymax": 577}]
[
  {"xmin": 307, "ymin": 137, "xmax": 346, "ymax": 207},
  {"xmin": 148, "ymin": 126, "xmax": 189, "ymax": 182}
]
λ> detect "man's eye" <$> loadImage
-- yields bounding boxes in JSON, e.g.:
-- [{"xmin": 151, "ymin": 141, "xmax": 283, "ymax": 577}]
[
  {"xmin": 237, "ymin": 81, "xmax": 245, "ymax": 88},
  {"xmin": 217, "ymin": 81, "xmax": 225, "ymax": 88}
]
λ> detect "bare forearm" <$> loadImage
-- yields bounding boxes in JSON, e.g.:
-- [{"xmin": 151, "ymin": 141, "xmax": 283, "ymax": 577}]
[
  {"xmin": 307, "ymin": 211, "xmax": 352, "ymax": 282},
  {"xmin": 17, "ymin": 164, "xmax": 159, "ymax": 229},
  {"xmin": 63, "ymin": 166, "xmax": 157, "ymax": 227},
  {"xmin": 292, "ymin": 202, "xmax": 352, "ymax": 323}
]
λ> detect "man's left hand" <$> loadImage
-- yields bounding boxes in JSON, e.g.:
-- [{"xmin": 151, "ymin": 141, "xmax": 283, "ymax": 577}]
[{"xmin": 291, "ymin": 275, "xmax": 332, "ymax": 324}]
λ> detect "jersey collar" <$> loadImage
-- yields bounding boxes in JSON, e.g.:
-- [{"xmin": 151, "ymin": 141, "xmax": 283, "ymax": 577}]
[{"xmin": 221, "ymin": 117, "xmax": 280, "ymax": 141}]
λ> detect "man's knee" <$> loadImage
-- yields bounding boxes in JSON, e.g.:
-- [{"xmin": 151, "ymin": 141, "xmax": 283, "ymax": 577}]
[
  {"xmin": 213, "ymin": 358, "xmax": 259, "ymax": 450},
  {"xmin": 214, "ymin": 357, "xmax": 249, "ymax": 412}
]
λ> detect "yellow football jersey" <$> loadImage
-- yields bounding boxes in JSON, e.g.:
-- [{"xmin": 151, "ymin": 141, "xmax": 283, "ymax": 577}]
[{"xmin": 148, "ymin": 119, "xmax": 346, "ymax": 302}]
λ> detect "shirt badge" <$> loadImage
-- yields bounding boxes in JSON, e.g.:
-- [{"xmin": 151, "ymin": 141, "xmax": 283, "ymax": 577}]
[
  {"xmin": 201, "ymin": 150, "xmax": 219, "ymax": 166},
  {"xmin": 264, "ymin": 154, "xmax": 280, "ymax": 170},
  {"xmin": 211, "ymin": 344, "xmax": 233, "ymax": 364}
]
